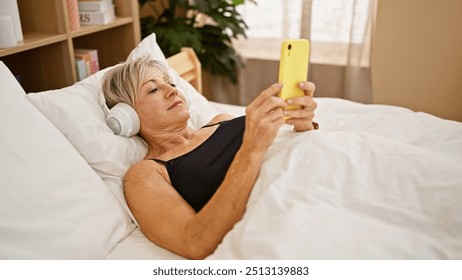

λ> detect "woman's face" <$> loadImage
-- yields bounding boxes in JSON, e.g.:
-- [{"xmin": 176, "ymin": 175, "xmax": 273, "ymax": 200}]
[{"xmin": 134, "ymin": 68, "xmax": 190, "ymax": 133}]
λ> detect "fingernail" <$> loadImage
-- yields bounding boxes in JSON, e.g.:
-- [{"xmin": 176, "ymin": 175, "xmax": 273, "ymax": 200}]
[{"xmin": 299, "ymin": 82, "xmax": 304, "ymax": 88}]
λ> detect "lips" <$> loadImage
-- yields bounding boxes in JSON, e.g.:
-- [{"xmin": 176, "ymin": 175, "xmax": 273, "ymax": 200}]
[{"xmin": 168, "ymin": 100, "xmax": 184, "ymax": 110}]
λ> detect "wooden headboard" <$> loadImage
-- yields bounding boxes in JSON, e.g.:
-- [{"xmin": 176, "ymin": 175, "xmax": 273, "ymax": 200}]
[{"xmin": 166, "ymin": 48, "xmax": 202, "ymax": 93}]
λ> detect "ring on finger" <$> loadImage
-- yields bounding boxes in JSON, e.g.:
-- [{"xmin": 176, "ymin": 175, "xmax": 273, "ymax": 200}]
[{"xmin": 312, "ymin": 121, "xmax": 319, "ymax": 130}]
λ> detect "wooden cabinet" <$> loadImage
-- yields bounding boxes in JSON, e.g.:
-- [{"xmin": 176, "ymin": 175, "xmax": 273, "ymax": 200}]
[{"xmin": 0, "ymin": 0, "xmax": 140, "ymax": 93}]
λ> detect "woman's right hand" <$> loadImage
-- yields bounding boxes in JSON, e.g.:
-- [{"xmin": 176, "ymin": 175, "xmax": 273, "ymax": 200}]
[{"xmin": 243, "ymin": 83, "xmax": 287, "ymax": 153}]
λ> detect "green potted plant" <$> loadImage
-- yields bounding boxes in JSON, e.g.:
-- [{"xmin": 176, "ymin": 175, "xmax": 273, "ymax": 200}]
[{"xmin": 138, "ymin": 0, "xmax": 255, "ymax": 84}]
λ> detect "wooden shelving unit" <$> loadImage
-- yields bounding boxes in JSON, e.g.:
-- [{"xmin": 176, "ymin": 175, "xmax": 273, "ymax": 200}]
[{"xmin": 0, "ymin": 0, "xmax": 140, "ymax": 93}]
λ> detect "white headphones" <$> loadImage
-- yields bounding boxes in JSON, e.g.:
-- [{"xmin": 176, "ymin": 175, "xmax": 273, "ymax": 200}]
[
  {"xmin": 106, "ymin": 103, "xmax": 140, "ymax": 137},
  {"xmin": 105, "ymin": 89, "xmax": 190, "ymax": 137}
]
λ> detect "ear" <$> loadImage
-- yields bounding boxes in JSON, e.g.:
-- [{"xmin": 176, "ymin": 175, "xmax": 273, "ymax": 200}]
[{"xmin": 106, "ymin": 103, "xmax": 140, "ymax": 137}]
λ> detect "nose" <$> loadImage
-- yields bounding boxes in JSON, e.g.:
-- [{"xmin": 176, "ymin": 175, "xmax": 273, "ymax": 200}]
[{"xmin": 165, "ymin": 83, "xmax": 178, "ymax": 98}]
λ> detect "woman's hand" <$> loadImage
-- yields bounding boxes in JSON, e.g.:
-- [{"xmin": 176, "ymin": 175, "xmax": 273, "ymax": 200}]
[
  {"xmin": 284, "ymin": 81, "xmax": 318, "ymax": 132},
  {"xmin": 243, "ymin": 83, "xmax": 287, "ymax": 153}
]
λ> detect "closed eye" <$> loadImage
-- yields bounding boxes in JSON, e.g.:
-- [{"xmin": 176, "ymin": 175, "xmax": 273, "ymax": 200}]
[{"xmin": 149, "ymin": 87, "xmax": 158, "ymax": 94}]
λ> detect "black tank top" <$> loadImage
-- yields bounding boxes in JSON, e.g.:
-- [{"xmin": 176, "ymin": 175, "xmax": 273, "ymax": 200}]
[{"xmin": 152, "ymin": 116, "xmax": 245, "ymax": 212}]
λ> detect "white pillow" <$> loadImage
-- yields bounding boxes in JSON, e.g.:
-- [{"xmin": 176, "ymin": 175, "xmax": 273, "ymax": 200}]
[
  {"xmin": 0, "ymin": 62, "xmax": 134, "ymax": 259},
  {"xmin": 26, "ymin": 75, "xmax": 147, "ymax": 224}
]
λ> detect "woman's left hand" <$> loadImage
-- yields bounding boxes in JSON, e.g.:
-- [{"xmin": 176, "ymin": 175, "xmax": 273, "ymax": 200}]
[{"xmin": 284, "ymin": 81, "xmax": 318, "ymax": 132}]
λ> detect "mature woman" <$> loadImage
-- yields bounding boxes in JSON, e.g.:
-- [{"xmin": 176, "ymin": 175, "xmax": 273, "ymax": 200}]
[{"xmin": 102, "ymin": 56, "xmax": 318, "ymax": 259}]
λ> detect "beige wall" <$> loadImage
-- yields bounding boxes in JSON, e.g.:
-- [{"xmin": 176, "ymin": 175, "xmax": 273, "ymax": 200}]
[{"xmin": 372, "ymin": 0, "xmax": 462, "ymax": 121}]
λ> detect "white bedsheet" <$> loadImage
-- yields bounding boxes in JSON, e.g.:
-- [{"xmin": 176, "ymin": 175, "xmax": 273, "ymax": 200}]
[{"xmin": 107, "ymin": 98, "xmax": 462, "ymax": 259}]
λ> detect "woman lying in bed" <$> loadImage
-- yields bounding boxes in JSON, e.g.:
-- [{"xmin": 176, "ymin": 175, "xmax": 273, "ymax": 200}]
[{"xmin": 102, "ymin": 56, "xmax": 318, "ymax": 259}]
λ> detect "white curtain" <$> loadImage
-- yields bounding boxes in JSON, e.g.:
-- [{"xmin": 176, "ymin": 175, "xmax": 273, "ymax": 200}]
[{"xmin": 208, "ymin": 0, "xmax": 377, "ymax": 105}]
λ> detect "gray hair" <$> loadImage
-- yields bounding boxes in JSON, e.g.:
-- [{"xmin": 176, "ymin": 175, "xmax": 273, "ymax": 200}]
[{"xmin": 102, "ymin": 56, "xmax": 171, "ymax": 108}]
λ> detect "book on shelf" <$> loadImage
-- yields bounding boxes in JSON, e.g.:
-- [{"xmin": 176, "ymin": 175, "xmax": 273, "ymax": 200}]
[
  {"xmin": 79, "ymin": 5, "xmax": 115, "ymax": 25},
  {"xmin": 74, "ymin": 48, "xmax": 99, "ymax": 79},
  {"xmin": 75, "ymin": 58, "xmax": 88, "ymax": 81},
  {"xmin": 78, "ymin": 0, "xmax": 113, "ymax": 12},
  {"xmin": 67, "ymin": 0, "xmax": 81, "ymax": 31}
]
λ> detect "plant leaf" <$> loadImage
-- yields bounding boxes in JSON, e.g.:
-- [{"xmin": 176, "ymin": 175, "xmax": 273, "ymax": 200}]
[{"xmin": 138, "ymin": 0, "xmax": 254, "ymax": 83}]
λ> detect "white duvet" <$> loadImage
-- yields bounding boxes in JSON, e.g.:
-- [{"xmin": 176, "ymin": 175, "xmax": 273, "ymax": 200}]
[
  {"xmin": 207, "ymin": 98, "xmax": 462, "ymax": 259},
  {"xmin": 108, "ymin": 98, "xmax": 462, "ymax": 260}
]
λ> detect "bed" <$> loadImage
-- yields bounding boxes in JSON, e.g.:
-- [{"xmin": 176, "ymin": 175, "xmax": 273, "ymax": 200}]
[{"xmin": 1, "ymin": 34, "xmax": 461, "ymax": 260}]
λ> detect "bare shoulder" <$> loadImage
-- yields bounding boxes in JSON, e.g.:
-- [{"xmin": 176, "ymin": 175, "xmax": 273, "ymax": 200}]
[
  {"xmin": 125, "ymin": 159, "xmax": 156, "ymax": 179},
  {"xmin": 124, "ymin": 159, "xmax": 168, "ymax": 190},
  {"xmin": 122, "ymin": 159, "xmax": 197, "ymax": 252}
]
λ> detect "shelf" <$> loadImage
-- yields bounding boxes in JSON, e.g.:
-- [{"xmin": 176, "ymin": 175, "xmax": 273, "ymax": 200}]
[
  {"xmin": 0, "ymin": 17, "xmax": 135, "ymax": 57},
  {"xmin": 71, "ymin": 16, "xmax": 134, "ymax": 38},
  {"xmin": 0, "ymin": 32, "xmax": 67, "ymax": 57},
  {"xmin": 0, "ymin": 0, "xmax": 140, "ymax": 93}
]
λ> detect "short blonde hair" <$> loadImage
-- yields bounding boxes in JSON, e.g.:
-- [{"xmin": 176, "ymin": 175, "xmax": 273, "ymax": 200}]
[{"xmin": 102, "ymin": 56, "xmax": 171, "ymax": 108}]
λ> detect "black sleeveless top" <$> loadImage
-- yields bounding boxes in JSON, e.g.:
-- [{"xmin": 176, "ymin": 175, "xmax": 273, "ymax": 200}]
[{"xmin": 152, "ymin": 116, "xmax": 245, "ymax": 212}]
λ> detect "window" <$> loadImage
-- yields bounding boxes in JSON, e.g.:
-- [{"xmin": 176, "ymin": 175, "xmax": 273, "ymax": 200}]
[
  {"xmin": 311, "ymin": 0, "xmax": 371, "ymax": 44},
  {"xmin": 235, "ymin": 0, "xmax": 372, "ymax": 65},
  {"xmin": 239, "ymin": 0, "xmax": 303, "ymax": 39},
  {"xmin": 234, "ymin": 0, "xmax": 304, "ymax": 60}
]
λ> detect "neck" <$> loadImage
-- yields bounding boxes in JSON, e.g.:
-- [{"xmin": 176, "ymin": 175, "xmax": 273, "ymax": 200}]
[{"xmin": 141, "ymin": 125, "xmax": 194, "ymax": 158}]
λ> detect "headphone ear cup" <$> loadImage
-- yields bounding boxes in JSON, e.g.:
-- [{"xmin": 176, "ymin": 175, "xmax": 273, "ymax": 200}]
[{"xmin": 106, "ymin": 103, "xmax": 140, "ymax": 137}]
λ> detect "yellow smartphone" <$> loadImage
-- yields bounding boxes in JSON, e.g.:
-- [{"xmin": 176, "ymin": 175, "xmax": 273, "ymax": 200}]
[{"xmin": 278, "ymin": 39, "xmax": 310, "ymax": 109}]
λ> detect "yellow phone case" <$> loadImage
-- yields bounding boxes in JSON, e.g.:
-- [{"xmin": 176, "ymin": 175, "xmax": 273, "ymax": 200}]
[{"xmin": 278, "ymin": 39, "xmax": 310, "ymax": 109}]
